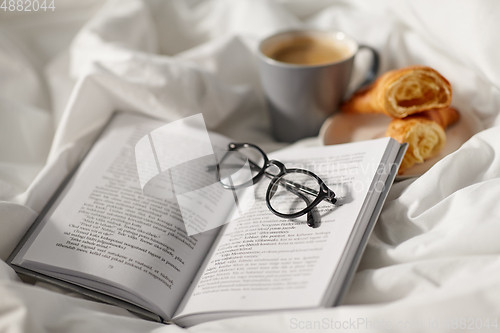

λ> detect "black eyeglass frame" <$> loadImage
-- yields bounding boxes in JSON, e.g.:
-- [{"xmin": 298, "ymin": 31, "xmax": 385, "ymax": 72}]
[{"xmin": 216, "ymin": 142, "xmax": 337, "ymax": 220}]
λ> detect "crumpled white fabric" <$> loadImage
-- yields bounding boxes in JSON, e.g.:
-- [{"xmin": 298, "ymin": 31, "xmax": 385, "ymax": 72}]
[{"xmin": 1, "ymin": 0, "xmax": 499, "ymax": 332}]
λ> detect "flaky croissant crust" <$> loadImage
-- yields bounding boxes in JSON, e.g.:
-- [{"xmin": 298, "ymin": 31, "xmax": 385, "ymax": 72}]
[
  {"xmin": 385, "ymin": 67, "xmax": 452, "ymax": 117},
  {"xmin": 342, "ymin": 66, "xmax": 452, "ymax": 118},
  {"xmin": 386, "ymin": 118, "xmax": 445, "ymax": 172},
  {"xmin": 385, "ymin": 107, "xmax": 459, "ymax": 173}
]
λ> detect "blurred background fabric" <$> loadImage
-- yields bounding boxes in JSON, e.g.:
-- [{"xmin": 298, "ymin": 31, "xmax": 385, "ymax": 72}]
[{"xmin": 1, "ymin": 0, "xmax": 500, "ymax": 332}]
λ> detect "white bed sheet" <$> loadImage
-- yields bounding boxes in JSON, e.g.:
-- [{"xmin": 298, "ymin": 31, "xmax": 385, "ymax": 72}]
[{"xmin": 1, "ymin": 0, "xmax": 500, "ymax": 332}]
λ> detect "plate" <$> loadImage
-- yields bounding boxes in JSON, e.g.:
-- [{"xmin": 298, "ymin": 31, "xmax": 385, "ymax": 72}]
[{"xmin": 319, "ymin": 112, "xmax": 481, "ymax": 178}]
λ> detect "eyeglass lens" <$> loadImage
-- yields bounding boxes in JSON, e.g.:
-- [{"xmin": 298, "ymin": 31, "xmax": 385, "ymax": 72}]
[
  {"xmin": 269, "ymin": 172, "xmax": 320, "ymax": 215},
  {"xmin": 217, "ymin": 146, "xmax": 266, "ymax": 187}
]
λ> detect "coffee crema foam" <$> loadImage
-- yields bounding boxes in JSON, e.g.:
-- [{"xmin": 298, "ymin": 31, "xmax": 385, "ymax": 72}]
[{"xmin": 268, "ymin": 36, "xmax": 352, "ymax": 65}]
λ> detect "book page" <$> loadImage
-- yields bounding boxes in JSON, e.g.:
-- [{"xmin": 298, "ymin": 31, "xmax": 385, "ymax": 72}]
[
  {"xmin": 16, "ymin": 113, "xmax": 230, "ymax": 319},
  {"xmin": 175, "ymin": 138, "xmax": 393, "ymax": 318}
]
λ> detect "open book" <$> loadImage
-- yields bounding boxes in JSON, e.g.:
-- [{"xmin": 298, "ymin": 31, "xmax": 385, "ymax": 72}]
[{"xmin": 8, "ymin": 113, "xmax": 406, "ymax": 327}]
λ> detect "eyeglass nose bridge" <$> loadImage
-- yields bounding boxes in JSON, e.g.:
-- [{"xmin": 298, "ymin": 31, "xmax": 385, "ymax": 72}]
[{"xmin": 266, "ymin": 160, "xmax": 286, "ymax": 177}]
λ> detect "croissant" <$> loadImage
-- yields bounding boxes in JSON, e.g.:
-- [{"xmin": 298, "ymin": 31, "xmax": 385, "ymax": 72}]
[
  {"xmin": 386, "ymin": 107, "xmax": 460, "ymax": 173},
  {"xmin": 342, "ymin": 66, "xmax": 452, "ymax": 118}
]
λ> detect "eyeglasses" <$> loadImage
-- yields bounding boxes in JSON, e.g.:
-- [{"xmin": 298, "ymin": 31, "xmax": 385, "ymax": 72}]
[{"xmin": 215, "ymin": 143, "xmax": 337, "ymax": 228}]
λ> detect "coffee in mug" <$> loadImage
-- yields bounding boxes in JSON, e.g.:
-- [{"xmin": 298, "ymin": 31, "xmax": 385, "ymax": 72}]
[
  {"xmin": 258, "ymin": 30, "xmax": 379, "ymax": 142},
  {"xmin": 267, "ymin": 35, "xmax": 352, "ymax": 66}
]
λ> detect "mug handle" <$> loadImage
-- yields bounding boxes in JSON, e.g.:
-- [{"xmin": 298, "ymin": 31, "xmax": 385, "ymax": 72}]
[{"xmin": 354, "ymin": 44, "xmax": 380, "ymax": 91}]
